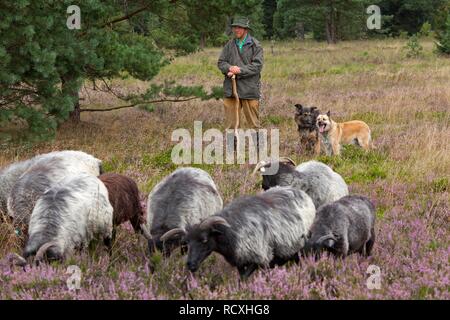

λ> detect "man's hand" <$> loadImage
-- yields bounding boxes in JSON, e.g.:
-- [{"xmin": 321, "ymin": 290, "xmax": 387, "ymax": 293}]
[
  {"xmin": 229, "ymin": 66, "xmax": 241, "ymax": 74},
  {"xmin": 227, "ymin": 72, "xmax": 234, "ymax": 78}
]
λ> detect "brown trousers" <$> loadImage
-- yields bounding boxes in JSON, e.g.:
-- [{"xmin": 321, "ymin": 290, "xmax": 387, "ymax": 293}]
[{"xmin": 223, "ymin": 98, "xmax": 260, "ymax": 129}]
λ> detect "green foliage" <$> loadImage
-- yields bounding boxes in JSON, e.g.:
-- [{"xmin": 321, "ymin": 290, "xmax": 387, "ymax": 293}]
[
  {"xmin": 318, "ymin": 145, "xmax": 391, "ymax": 184},
  {"xmin": 378, "ymin": 0, "xmax": 448, "ymax": 36},
  {"xmin": 0, "ymin": 1, "xmax": 167, "ymax": 140},
  {"xmin": 436, "ymin": 13, "xmax": 450, "ymax": 54},
  {"xmin": 264, "ymin": 115, "xmax": 284, "ymax": 125},
  {"xmin": 0, "ymin": 1, "xmax": 227, "ymax": 141},
  {"xmin": 135, "ymin": 0, "xmax": 266, "ymax": 48},
  {"xmin": 272, "ymin": 0, "xmax": 372, "ymax": 42},
  {"xmin": 404, "ymin": 34, "xmax": 424, "ymax": 58},
  {"xmin": 419, "ymin": 21, "xmax": 432, "ymax": 37},
  {"xmin": 430, "ymin": 177, "xmax": 448, "ymax": 193}
]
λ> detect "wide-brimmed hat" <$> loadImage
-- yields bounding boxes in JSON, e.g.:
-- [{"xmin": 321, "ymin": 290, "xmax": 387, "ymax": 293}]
[{"xmin": 231, "ymin": 16, "xmax": 251, "ymax": 29}]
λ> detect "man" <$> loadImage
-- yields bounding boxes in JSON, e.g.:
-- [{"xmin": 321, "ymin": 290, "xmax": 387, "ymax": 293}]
[{"xmin": 218, "ymin": 16, "xmax": 264, "ymax": 149}]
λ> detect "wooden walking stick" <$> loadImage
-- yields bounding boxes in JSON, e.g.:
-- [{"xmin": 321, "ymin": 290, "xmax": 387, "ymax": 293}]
[{"xmin": 231, "ymin": 74, "xmax": 240, "ymax": 150}]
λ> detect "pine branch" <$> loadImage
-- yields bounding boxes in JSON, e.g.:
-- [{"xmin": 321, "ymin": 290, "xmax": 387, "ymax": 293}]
[{"xmin": 80, "ymin": 97, "xmax": 198, "ymax": 112}]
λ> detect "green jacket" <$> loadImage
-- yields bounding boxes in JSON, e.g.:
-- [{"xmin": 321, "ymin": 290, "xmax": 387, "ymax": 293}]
[{"xmin": 217, "ymin": 34, "xmax": 264, "ymax": 100}]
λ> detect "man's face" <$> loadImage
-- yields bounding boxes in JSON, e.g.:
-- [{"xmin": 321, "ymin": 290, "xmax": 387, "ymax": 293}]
[{"xmin": 232, "ymin": 26, "xmax": 247, "ymax": 39}]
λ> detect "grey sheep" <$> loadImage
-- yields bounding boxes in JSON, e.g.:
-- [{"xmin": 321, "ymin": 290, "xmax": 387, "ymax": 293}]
[
  {"xmin": 305, "ymin": 195, "xmax": 376, "ymax": 257},
  {"xmin": 0, "ymin": 158, "xmax": 36, "ymax": 214},
  {"xmin": 183, "ymin": 186, "xmax": 316, "ymax": 279},
  {"xmin": 14, "ymin": 174, "xmax": 113, "ymax": 265},
  {"xmin": 0, "ymin": 150, "xmax": 102, "ymax": 214},
  {"xmin": 254, "ymin": 158, "xmax": 348, "ymax": 208},
  {"xmin": 7, "ymin": 151, "xmax": 103, "ymax": 235},
  {"xmin": 146, "ymin": 167, "xmax": 223, "ymax": 256}
]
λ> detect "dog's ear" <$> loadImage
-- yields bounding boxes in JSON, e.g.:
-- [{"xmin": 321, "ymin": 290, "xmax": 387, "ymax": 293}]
[
  {"xmin": 326, "ymin": 110, "xmax": 331, "ymax": 118},
  {"xmin": 295, "ymin": 104, "xmax": 303, "ymax": 112}
]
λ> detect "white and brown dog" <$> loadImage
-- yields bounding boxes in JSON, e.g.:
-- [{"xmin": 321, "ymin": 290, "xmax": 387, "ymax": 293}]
[{"xmin": 316, "ymin": 111, "xmax": 373, "ymax": 156}]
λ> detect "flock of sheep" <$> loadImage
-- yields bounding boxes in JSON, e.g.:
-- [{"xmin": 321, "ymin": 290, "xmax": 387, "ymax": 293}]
[{"xmin": 0, "ymin": 150, "xmax": 376, "ymax": 280}]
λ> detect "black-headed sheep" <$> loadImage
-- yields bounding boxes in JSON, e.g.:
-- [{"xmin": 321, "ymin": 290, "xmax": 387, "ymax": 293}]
[
  {"xmin": 183, "ymin": 186, "xmax": 316, "ymax": 279},
  {"xmin": 254, "ymin": 158, "xmax": 348, "ymax": 208},
  {"xmin": 305, "ymin": 195, "xmax": 376, "ymax": 257},
  {"xmin": 146, "ymin": 167, "xmax": 223, "ymax": 256}
]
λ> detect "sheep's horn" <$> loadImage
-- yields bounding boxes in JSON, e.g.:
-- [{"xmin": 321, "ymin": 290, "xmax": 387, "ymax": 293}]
[
  {"xmin": 252, "ymin": 160, "xmax": 268, "ymax": 175},
  {"xmin": 160, "ymin": 228, "xmax": 186, "ymax": 242},
  {"xmin": 278, "ymin": 157, "xmax": 296, "ymax": 166},
  {"xmin": 140, "ymin": 223, "xmax": 153, "ymax": 240},
  {"xmin": 316, "ymin": 234, "xmax": 337, "ymax": 245},
  {"xmin": 34, "ymin": 241, "xmax": 58, "ymax": 265},
  {"xmin": 8, "ymin": 253, "xmax": 27, "ymax": 267},
  {"xmin": 199, "ymin": 216, "xmax": 231, "ymax": 230}
]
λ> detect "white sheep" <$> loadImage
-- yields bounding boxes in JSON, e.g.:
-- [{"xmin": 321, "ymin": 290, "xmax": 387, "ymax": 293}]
[
  {"xmin": 6, "ymin": 151, "xmax": 103, "ymax": 233},
  {"xmin": 20, "ymin": 174, "xmax": 113, "ymax": 263}
]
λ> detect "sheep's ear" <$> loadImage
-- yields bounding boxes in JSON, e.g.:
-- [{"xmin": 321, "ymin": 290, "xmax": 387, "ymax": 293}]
[{"xmin": 295, "ymin": 104, "xmax": 303, "ymax": 112}]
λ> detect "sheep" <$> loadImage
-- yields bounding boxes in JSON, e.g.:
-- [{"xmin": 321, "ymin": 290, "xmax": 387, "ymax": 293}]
[
  {"xmin": 7, "ymin": 151, "xmax": 103, "ymax": 235},
  {"xmin": 146, "ymin": 167, "xmax": 223, "ymax": 256},
  {"xmin": 0, "ymin": 158, "xmax": 36, "ymax": 214},
  {"xmin": 98, "ymin": 173, "xmax": 149, "ymax": 238},
  {"xmin": 0, "ymin": 150, "xmax": 102, "ymax": 214},
  {"xmin": 182, "ymin": 186, "xmax": 316, "ymax": 280},
  {"xmin": 305, "ymin": 195, "xmax": 376, "ymax": 257},
  {"xmin": 17, "ymin": 174, "xmax": 113, "ymax": 264},
  {"xmin": 253, "ymin": 158, "xmax": 348, "ymax": 208}
]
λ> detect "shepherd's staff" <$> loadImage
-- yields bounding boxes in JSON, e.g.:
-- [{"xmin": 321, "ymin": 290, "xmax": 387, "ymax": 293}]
[{"xmin": 230, "ymin": 74, "xmax": 240, "ymax": 150}]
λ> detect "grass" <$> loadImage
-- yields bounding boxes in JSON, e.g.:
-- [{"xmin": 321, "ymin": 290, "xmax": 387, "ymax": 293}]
[{"xmin": 0, "ymin": 38, "xmax": 449, "ymax": 299}]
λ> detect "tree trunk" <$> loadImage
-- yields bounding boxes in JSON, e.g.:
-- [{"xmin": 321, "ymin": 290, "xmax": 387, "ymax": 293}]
[
  {"xmin": 296, "ymin": 22, "xmax": 305, "ymax": 41},
  {"xmin": 69, "ymin": 99, "xmax": 81, "ymax": 122},
  {"xmin": 199, "ymin": 33, "xmax": 207, "ymax": 49},
  {"xmin": 61, "ymin": 76, "xmax": 81, "ymax": 123},
  {"xmin": 326, "ymin": 1, "xmax": 337, "ymax": 44}
]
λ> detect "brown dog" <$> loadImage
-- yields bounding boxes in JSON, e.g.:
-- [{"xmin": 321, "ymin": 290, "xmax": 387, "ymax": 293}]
[
  {"xmin": 294, "ymin": 104, "xmax": 321, "ymax": 156},
  {"xmin": 316, "ymin": 111, "xmax": 373, "ymax": 156}
]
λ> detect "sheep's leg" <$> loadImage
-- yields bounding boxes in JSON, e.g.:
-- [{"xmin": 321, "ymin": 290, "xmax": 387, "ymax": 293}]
[
  {"xmin": 365, "ymin": 229, "xmax": 375, "ymax": 257},
  {"xmin": 333, "ymin": 237, "xmax": 349, "ymax": 257},
  {"xmin": 147, "ymin": 239, "xmax": 157, "ymax": 256},
  {"xmin": 269, "ymin": 253, "xmax": 300, "ymax": 268},
  {"xmin": 104, "ymin": 234, "xmax": 115, "ymax": 257},
  {"xmin": 238, "ymin": 263, "xmax": 258, "ymax": 281},
  {"xmin": 269, "ymin": 256, "xmax": 286, "ymax": 268},
  {"xmin": 291, "ymin": 253, "xmax": 300, "ymax": 264},
  {"xmin": 105, "ymin": 228, "xmax": 116, "ymax": 255}
]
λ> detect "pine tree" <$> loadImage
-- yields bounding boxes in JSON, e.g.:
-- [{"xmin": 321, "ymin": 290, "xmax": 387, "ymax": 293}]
[{"xmin": 436, "ymin": 13, "xmax": 450, "ymax": 54}]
